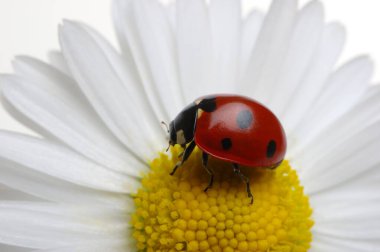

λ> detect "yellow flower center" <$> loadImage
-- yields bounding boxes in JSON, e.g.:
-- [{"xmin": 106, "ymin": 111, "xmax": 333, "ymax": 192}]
[{"xmin": 131, "ymin": 146, "xmax": 313, "ymax": 252}]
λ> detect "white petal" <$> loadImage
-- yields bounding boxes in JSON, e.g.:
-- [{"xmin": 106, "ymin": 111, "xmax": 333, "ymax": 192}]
[
  {"xmin": 315, "ymin": 204, "xmax": 380, "ymax": 239},
  {"xmin": 239, "ymin": 10, "xmax": 264, "ymax": 77},
  {"xmin": 361, "ymin": 83, "xmax": 380, "ymax": 101},
  {"xmin": 269, "ymin": 0, "xmax": 324, "ymax": 114},
  {"xmin": 292, "ymin": 87, "xmax": 380, "ymax": 163},
  {"xmin": 59, "ymin": 20, "xmax": 166, "ymax": 159},
  {"xmin": 0, "ymin": 157, "xmax": 131, "ymax": 207},
  {"xmin": 129, "ymin": 0, "xmax": 185, "ymax": 118},
  {"xmin": 0, "ymin": 244, "xmax": 28, "ymax": 252},
  {"xmin": 310, "ymin": 237, "xmax": 338, "ymax": 252},
  {"xmin": 299, "ymin": 121, "xmax": 380, "ymax": 194},
  {"xmin": 176, "ymin": 0, "xmax": 214, "ymax": 101},
  {"xmin": 209, "ymin": 0, "xmax": 241, "ymax": 92},
  {"xmin": 0, "ymin": 201, "xmax": 127, "ymax": 222},
  {"xmin": 112, "ymin": 0, "xmax": 138, "ymax": 67},
  {"xmin": 312, "ymin": 233, "xmax": 379, "ymax": 252},
  {"xmin": 2, "ymin": 61, "xmax": 147, "ymax": 177},
  {"xmin": 292, "ymin": 56, "xmax": 373, "ymax": 149},
  {"xmin": 32, "ymin": 239, "xmax": 129, "ymax": 252},
  {"xmin": 112, "ymin": 0, "xmax": 172, "ymax": 122},
  {"xmin": 0, "ymin": 202, "xmax": 128, "ymax": 249},
  {"xmin": 311, "ymin": 235, "xmax": 367, "ymax": 252},
  {"xmin": 282, "ymin": 22, "xmax": 346, "ymax": 134},
  {"xmin": 47, "ymin": 51, "xmax": 70, "ymax": 75},
  {"xmin": 166, "ymin": 3, "xmax": 176, "ymax": 33},
  {"xmin": 0, "ymin": 131, "xmax": 139, "ymax": 193},
  {"xmin": 311, "ymin": 170, "xmax": 380, "ymax": 245},
  {"xmin": 0, "ymin": 184, "xmax": 38, "ymax": 201},
  {"xmin": 310, "ymin": 144, "xmax": 380, "ymax": 203},
  {"xmin": 239, "ymin": 0, "xmax": 297, "ymax": 103}
]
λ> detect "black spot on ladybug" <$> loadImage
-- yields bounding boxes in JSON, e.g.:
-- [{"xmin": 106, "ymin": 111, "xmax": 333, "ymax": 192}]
[
  {"xmin": 236, "ymin": 110, "xmax": 253, "ymax": 129},
  {"xmin": 221, "ymin": 138, "xmax": 232, "ymax": 150},
  {"xmin": 198, "ymin": 97, "xmax": 217, "ymax": 112},
  {"xmin": 267, "ymin": 140, "xmax": 276, "ymax": 158}
]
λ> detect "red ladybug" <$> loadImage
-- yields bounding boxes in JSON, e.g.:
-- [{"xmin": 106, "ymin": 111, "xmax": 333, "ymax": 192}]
[{"xmin": 165, "ymin": 94, "xmax": 286, "ymax": 203}]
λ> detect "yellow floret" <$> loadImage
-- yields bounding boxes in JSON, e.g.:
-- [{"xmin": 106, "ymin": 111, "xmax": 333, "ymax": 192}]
[{"xmin": 131, "ymin": 147, "xmax": 313, "ymax": 251}]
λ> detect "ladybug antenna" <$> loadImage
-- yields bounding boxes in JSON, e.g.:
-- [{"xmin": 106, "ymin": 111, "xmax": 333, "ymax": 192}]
[
  {"xmin": 161, "ymin": 121, "xmax": 169, "ymax": 133},
  {"xmin": 161, "ymin": 121, "xmax": 171, "ymax": 152}
]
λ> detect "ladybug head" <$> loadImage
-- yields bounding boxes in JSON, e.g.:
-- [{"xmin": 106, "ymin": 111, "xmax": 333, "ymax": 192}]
[
  {"xmin": 161, "ymin": 121, "xmax": 177, "ymax": 151},
  {"xmin": 166, "ymin": 102, "xmax": 199, "ymax": 149},
  {"xmin": 161, "ymin": 120, "xmax": 186, "ymax": 151},
  {"xmin": 168, "ymin": 119, "xmax": 190, "ymax": 148}
]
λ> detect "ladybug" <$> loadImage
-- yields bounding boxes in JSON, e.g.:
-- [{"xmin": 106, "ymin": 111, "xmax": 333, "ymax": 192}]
[{"xmin": 164, "ymin": 94, "xmax": 286, "ymax": 203}]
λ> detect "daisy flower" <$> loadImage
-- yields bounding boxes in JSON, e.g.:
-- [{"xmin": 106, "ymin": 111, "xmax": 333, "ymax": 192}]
[{"xmin": 1, "ymin": 0, "xmax": 379, "ymax": 251}]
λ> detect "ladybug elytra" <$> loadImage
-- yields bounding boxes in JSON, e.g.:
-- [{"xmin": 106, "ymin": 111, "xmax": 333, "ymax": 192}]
[{"xmin": 165, "ymin": 94, "xmax": 287, "ymax": 203}]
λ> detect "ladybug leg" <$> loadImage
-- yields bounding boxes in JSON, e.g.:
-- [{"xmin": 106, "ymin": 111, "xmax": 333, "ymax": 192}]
[
  {"xmin": 178, "ymin": 144, "xmax": 186, "ymax": 158},
  {"xmin": 232, "ymin": 163, "xmax": 254, "ymax": 204},
  {"xmin": 202, "ymin": 152, "xmax": 214, "ymax": 192},
  {"xmin": 170, "ymin": 141, "xmax": 196, "ymax": 176}
]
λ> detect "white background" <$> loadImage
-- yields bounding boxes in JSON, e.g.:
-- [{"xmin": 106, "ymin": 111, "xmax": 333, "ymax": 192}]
[{"xmin": 1, "ymin": 0, "xmax": 380, "ymax": 134}]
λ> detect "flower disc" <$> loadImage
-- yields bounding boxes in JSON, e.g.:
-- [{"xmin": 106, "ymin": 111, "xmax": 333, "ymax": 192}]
[{"xmin": 132, "ymin": 146, "xmax": 313, "ymax": 252}]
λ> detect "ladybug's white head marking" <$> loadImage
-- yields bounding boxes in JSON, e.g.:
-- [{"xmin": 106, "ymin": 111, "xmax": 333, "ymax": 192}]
[{"xmin": 176, "ymin": 129, "xmax": 186, "ymax": 145}]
